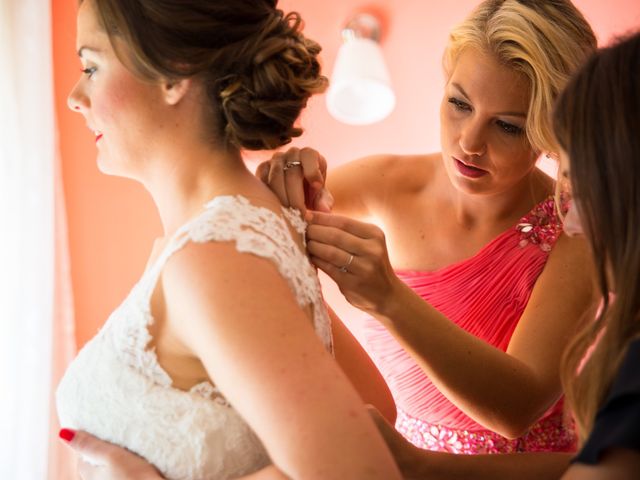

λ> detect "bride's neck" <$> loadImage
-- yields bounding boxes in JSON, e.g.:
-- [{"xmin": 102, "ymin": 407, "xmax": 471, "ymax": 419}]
[{"xmin": 145, "ymin": 147, "xmax": 253, "ymax": 236}]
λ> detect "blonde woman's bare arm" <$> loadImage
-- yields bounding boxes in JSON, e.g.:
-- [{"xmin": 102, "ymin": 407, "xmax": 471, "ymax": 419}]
[{"xmin": 307, "ymin": 211, "xmax": 598, "ymax": 438}]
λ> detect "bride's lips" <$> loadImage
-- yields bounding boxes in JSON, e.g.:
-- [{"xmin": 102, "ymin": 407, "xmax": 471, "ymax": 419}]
[
  {"xmin": 453, "ymin": 157, "xmax": 488, "ymax": 178},
  {"xmin": 87, "ymin": 124, "xmax": 103, "ymax": 144}
]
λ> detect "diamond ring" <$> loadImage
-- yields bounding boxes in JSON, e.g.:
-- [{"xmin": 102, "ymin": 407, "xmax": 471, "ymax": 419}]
[{"xmin": 283, "ymin": 160, "xmax": 303, "ymax": 171}]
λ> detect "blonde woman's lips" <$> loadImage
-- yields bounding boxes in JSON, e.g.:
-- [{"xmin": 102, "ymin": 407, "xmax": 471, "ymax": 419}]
[{"xmin": 453, "ymin": 157, "xmax": 487, "ymax": 178}]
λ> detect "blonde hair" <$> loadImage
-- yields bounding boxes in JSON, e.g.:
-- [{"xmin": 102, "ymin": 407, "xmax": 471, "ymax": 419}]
[{"xmin": 444, "ymin": 0, "xmax": 596, "ymax": 154}]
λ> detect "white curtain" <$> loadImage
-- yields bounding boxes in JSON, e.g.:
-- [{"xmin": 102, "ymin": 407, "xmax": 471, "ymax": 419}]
[{"xmin": 0, "ymin": 0, "xmax": 60, "ymax": 477}]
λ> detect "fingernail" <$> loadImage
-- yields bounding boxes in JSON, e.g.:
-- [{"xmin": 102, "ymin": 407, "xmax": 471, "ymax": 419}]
[
  {"xmin": 324, "ymin": 191, "xmax": 334, "ymax": 209},
  {"xmin": 59, "ymin": 428, "xmax": 75, "ymax": 442},
  {"xmin": 319, "ymin": 196, "xmax": 334, "ymax": 212}
]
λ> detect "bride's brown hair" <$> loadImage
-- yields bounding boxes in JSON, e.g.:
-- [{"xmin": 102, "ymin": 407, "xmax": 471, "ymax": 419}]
[{"xmin": 84, "ymin": 0, "xmax": 327, "ymax": 150}]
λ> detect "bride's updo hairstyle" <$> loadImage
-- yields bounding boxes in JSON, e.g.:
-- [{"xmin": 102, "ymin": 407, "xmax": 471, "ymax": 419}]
[{"xmin": 87, "ymin": 0, "xmax": 327, "ymax": 150}]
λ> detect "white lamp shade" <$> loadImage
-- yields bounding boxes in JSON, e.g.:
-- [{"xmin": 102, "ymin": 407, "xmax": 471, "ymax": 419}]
[{"xmin": 326, "ymin": 37, "xmax": 395, "ymax": 125}]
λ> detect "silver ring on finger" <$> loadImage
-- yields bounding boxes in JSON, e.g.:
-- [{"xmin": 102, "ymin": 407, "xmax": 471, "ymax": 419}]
[
  {"xmin": 339, "ymin": 253, "xmax": 354, "ymax": 273},
  {"xmin": 283, "ymin": 160, "xmax": 302, "ymax": 171}
]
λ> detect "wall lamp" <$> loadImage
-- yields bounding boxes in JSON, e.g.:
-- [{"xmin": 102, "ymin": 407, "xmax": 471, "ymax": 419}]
[{"xmin": 326, "ymin": 12, "xmax": 395, "ymax": 126}]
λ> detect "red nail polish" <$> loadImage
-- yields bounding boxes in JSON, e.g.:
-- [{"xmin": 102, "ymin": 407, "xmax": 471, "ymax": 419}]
[{"xmin": 59, "ymin": 428, "xmax": 75, "ymax": 442}]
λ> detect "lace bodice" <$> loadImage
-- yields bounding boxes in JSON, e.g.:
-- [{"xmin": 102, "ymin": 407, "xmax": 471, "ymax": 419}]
[{"xmin": 56, "ymin": 195, "xmax": 332, "ymax": 480}]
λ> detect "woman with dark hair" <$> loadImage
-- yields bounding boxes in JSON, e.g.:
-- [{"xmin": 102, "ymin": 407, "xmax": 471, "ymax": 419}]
[
  {"xmin": 554, "ymin": 29, "xmax": 640, "ymax": 477},
  {"xmin": 55, "ymin": 0, "xmax": 401, "ymax": 479}
]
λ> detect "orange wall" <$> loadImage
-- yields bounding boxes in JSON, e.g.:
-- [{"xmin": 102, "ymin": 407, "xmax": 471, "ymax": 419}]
[{"xmin": 52, "ymin": 1, "xmax": 640, "ymax": 348}]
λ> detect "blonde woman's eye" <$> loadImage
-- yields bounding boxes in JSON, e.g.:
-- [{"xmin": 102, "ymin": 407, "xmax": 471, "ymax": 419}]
[
  {"xmin": 496, "ymin": 119, "xmax": 524, "ymax": 136},
  {"xmin": 448, "ymin": 97, "xmax": 471, "ymax": 112}
]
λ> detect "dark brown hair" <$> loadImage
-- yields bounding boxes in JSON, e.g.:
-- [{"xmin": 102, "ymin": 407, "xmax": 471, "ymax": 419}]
[
  {"xmin": 554, "ymin": 32, "xmax": 640, "ymax": 442},
  {"xmin": 86, "ymin": 0, "xmax": 327, "ymax": 150}
]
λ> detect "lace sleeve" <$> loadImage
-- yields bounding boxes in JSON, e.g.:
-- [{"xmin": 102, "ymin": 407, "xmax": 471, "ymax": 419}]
[{"xmin": 179, "ymin": 196, "xmax": 332, "ymax": 352}]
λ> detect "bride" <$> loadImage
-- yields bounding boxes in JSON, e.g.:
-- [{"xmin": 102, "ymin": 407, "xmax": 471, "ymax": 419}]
[{"xmin": 56, "ymin": 0, "xmax": 401, "ymax": 479}]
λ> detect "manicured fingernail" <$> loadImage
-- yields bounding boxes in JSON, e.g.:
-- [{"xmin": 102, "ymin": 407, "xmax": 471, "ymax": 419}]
[
  {"xmin": 324, "ymin": 191, "xmax": 334, "ymax": 209},
  {"xmin": 59, "ymin": 428, "xmax": 75, "ymax": 442},
  {"xmin": 319, "ymin": 195, "xmax": 334, "ymax": 212},
  {"xmin": 304, "ymin": 210, "xmax": 314, "ymax": 222}
]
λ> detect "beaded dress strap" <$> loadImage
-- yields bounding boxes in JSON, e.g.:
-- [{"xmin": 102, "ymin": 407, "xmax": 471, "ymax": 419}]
[{"xmin": 516, "ymin": 196, "xmax": 564, "ymax": 252}]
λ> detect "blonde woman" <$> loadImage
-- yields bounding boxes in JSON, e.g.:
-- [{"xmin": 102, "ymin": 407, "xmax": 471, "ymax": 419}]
[{"xmin": 260, "ymin": 0, "xmax": 599, "ymax": 454}]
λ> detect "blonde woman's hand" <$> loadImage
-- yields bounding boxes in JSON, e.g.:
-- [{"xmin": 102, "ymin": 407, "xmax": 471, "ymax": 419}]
[
  {"xmin": 306, "ymin": 211, "xmax": 402, "ymax": 317},
  {"xmin": 256, "ymin": 147, "xmax": 333, "ymax": 219},
  {"xmin": 59, "ymin": 429, "xmax": 163, "ymax": 480}
]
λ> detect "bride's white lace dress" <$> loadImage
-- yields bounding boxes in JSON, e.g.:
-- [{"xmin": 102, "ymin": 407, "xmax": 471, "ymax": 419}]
[{"xmin": 56, "ymin": 195, "xmax": 332, "ymax": 480}]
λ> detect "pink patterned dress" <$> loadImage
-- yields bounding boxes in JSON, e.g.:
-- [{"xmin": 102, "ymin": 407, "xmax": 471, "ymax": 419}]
[{"xmin": 362, "ymin": 197, "xmax": 576, "ymax": 454}]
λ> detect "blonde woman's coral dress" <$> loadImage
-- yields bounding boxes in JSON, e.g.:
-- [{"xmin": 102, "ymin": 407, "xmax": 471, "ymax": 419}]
[{"xmin": 363, "ymin": 197, "xmax": 576, "ymax": 454}]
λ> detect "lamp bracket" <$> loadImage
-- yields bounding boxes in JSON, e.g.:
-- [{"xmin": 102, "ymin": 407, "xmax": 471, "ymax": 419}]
[{"xmin": 342, "ymin": 13, "xmax": 381, "ymax": 43}]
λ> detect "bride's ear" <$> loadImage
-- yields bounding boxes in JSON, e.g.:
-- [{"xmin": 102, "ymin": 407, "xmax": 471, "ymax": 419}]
[{"xmin": 162, "ymin": 77, "xmax": 192, "ymax": 106}]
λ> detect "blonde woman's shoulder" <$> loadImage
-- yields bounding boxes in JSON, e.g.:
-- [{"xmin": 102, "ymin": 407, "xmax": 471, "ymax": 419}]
[{"xmin": 328, "ymin": 152, "xmax": 441, "ymax": 217}]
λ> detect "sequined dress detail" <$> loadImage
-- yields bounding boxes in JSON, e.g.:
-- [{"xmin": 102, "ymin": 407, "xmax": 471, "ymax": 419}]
[
  {"xmin": 56, "ymin": 195, "xmax": 332, "ymax": 479},
  {"xmin": 363, "ymin": 197, "xmax": 576, "ymax": 454}
]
